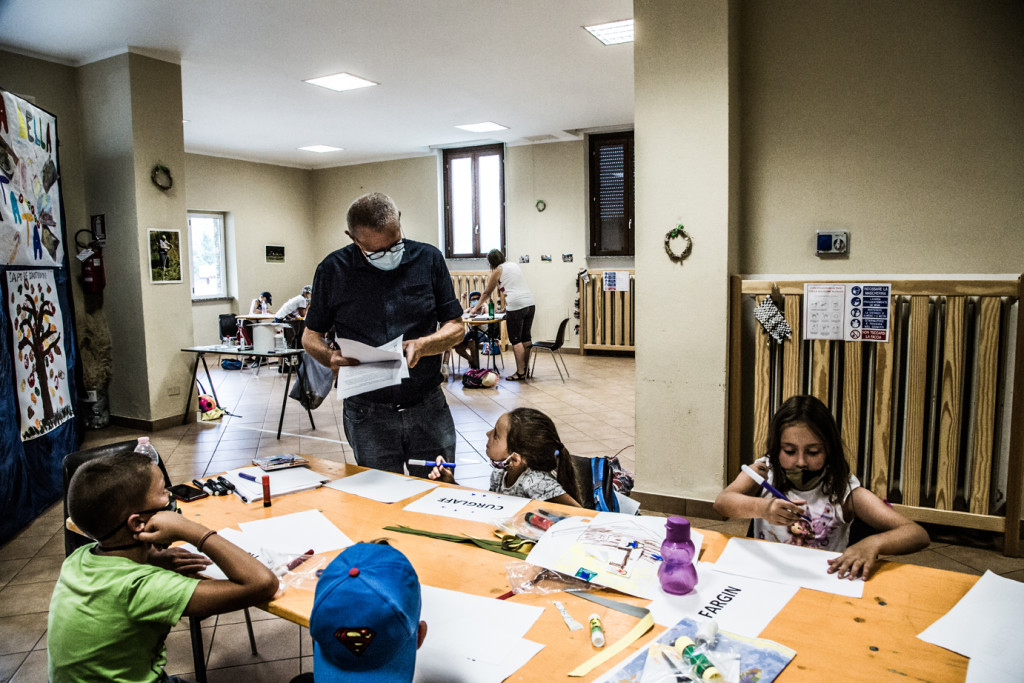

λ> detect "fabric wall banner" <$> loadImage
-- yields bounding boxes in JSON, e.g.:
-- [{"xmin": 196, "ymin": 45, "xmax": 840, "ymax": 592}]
[
  {"xmin": 6, "ymin": 269, "xmax": 73, "ymax": 439},
  {"xmin": 0, "ymin": 89, "xmax": 65, "ymax": 266}
]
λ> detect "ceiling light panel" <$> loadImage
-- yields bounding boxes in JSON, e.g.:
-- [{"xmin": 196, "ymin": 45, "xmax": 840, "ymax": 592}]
[
  {"xmin": 455, "ymin": 122, "xmax": 509, "ymax": 133},
  {"xmin": 304, "ymin": 72, "xmax": 378, "ymax": 92},
  {"xmin": 299, "ymin": 145, "xmax": 343, "ymax": 153},
  {"xmin": 584, "ymin": 19, "xmax": 634, "ymax": 45}
]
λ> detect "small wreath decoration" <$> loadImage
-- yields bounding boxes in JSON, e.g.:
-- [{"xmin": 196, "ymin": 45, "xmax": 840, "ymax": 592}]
[
  {"xmin": 664, "ymin": 224, "xmax": 693, "ymax": 263},
  {"xmin": 535, "ymin": 199, "xmax": 546, "ymax": 212},
  {"xmin": 150, "ymin": 163, "xmax": 173, "ymax": 191}
]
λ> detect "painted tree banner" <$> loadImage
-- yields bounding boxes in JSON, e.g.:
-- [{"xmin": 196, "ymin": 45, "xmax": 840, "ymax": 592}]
[
  {"xmin": 6, "ymin": 269, "xmax": 73, "ymax": 440},
  {"xmin": 0, "ymin": 88, "xmax": 64, "ymax": 266}
]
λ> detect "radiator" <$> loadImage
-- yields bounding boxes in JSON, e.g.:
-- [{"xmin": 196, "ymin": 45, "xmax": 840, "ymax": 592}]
[
  {"xmin": 578, "ymin": 270, "xmax": 635, "ymax": 353},
  {"xmin": 731, "ymin": 277, "xmax": 1024, "ymax": 555},
  {"xmin": 449, "ymin": 271, "xmax": 508, "ymax": 349}
]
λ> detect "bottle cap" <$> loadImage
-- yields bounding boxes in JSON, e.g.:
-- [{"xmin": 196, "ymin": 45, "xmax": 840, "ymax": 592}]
[
  {"xmin": 664, "ymin": 516, "xmax": 691, "ymax": 542},
  {"xmin": 137, "ymin": 436, "xmax": 150, "ymax": 445}
]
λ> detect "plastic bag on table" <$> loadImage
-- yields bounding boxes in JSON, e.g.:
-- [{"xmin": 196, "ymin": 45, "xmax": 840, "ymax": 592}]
[
  {"xmin": 494, "ymin": 508, "xmax": 579, "ymax": 543},
  {"xmin": 504, "ymin": 561, "xmax": 593, "ymax": 595}
]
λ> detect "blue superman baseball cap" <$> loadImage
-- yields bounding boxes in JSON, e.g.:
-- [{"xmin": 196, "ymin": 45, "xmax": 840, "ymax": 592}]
[{"xmin": 310, "ymin": 543, "xmax": 422, "ymax": 682}]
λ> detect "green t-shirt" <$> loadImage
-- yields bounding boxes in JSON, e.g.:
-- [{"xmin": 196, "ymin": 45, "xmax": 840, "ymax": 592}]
[{"xmin": 48, "ymin": 544, "xmax": 200, "ymax": 683}]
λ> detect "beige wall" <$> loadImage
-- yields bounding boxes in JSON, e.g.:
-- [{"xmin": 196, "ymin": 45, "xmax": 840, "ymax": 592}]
[
  {"xmin": 185, "ymin": 154, "xmax": 315, "ymax": 344},
  {"xmin": 738, "ymin": 0, "xmax": 1024, "ymax": 275}
]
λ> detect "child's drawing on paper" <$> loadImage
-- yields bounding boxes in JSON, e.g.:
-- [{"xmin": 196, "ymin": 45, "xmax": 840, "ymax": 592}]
[{"xmin": 7, "ymin": 269, "xmax": 73, "ymax": 439}]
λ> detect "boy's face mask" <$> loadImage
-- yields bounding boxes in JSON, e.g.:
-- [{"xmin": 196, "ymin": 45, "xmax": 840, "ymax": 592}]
[
  {"xmin": 784, "ymin": 467, "xmax": 825, "ymax": 490},
  {"xmin": 469, "ymin": 297, "xmax": 480, "ymax": 308}
]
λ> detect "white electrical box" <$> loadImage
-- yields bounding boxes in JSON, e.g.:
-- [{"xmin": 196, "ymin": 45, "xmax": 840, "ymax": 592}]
[{"xmin": 816, "ymin": 230, "xmax": 849, "ymax": 255}]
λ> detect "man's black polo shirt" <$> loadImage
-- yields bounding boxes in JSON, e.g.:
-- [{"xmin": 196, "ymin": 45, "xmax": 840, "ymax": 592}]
[{"xmin": 305, "ymin": 239, "xmax": 462, "ymax": 404}]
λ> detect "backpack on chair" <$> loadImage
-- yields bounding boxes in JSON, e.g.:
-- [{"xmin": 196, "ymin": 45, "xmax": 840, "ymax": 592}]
[{"xmin": 590, "ymin": 455, "xmax": 636, "ymax": 513}]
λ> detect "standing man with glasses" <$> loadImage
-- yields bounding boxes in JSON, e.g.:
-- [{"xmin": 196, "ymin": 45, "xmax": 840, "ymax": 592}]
[{"xmin": 302, "ymin": 192, "xmax": 464, "ymax": 477}]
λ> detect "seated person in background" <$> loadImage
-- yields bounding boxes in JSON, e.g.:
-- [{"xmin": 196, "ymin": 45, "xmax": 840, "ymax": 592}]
[
  {"xmin": 249, "ymin": 290, "xmax": 272, "ymax": 315},
  {"xmin": 275, "ymin": 285, "xmax": 312, "ymax": 322},
  {"xmin": 714, "ymin": 395, "xmax": 928, "ymax": 580},
  {"xmin": 450, "ymin": 290, "xmax": 490, "ymax": 369},
  {"xmin": 294, "ymin": 541, "xmax": 427, "ymax": 683},
  {"xmin": 431, "ymin": 407, "xmax": 583, "ymax": 507},
  {"xmin": 48, "ymin": 453, "xmax": 279, "ymax": 683}
]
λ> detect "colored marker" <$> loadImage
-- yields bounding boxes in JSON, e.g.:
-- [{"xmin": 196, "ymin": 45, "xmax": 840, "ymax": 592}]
[
  {"xmin": 741, "ymin": 464, "xmax": 812, "ymax": 522},
  {"xmin": 411, "ymin": 460, "xmax": 456, "ymax": 468},
  {"xmin": 192, "ymin": 478, "xmax": 211, "ymax": 494},
  {"xmin": 524, "ymin": 511, "xmax": 554, "ymax": 531},
  {"xmin": 588, "ymin": 614, "xmax": 605, "ymax": 647},
  {"xmin": 205, "ymin": 478, "xmax": 227, "ymax": 496},
  {"xmin": 238, "ymin": 472, "xmax": 258, "ymax": 482},
  {"xmin": 262, "ymin": 474, "xmax": 271, "ymax": 507},
  {"xmin": 286, "ymin": 549, "xmax": 314, "ymax": 571},
  {"xmin": 218, "ymin": 477, "xmax": 248, "ymax": 503}
]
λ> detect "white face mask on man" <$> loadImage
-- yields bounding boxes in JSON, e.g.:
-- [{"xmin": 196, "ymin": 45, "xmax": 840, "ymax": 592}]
[{"xmin": 363, "ymin": 240, "xmax": 405, "ymax": 271}]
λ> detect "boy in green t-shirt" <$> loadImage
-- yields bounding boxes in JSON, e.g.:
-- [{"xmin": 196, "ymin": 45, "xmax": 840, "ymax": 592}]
[{"xmin": 48, "ymin": 453, "xmax": 279, "ymax": 683}]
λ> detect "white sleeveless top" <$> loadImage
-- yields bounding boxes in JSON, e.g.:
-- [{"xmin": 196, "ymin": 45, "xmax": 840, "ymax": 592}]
[
  {"xmin": 751, "ymin": 456, "xmax": 861, "ymax": 552},
  {"xmin": 498, "ymin": 262, "xmax": 535, "ymax": 311}
]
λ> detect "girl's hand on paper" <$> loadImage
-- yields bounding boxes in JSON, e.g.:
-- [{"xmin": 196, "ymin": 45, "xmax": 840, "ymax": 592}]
[
  {"xmin": 428, "ymin": 456, "xmax": 456, "ymax": 484},
  {"xmin": 763, "ymin": 496, "xmax": 808, "ymax": 526},
  {"xmin": 827, "ymin": 541, "xmax": 878, "ymax": 580}
]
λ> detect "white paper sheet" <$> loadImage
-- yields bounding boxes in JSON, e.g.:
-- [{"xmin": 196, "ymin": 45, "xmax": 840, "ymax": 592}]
[
  {"xmin": 647, "ymin": 561, "xmax": 799, "ymax": 637},
  {"xmin": 336, "ymin": 335, "xmax": 410, "ymax": 399},
  {"xmin": 401, "ymin": 486, "xmax": 530, "ymax": 522},
  {"xmin": 414, "ymin": 585, "xmax": 545, "ymax": 682},
  {"xmin": 525, "ymin": 513, "xmax": 703, "ymax": 600},
  {"xmin": 918, "ymin": 570, "xmax": 1024, "ymax": 674},
  {"xmin": 222, "ymin": 466, "xmax": 329, "ymax": 502},
  {"xmin": 325, "ymin": 469, "xmax": 439, "ymax": 503},
  {"xmin": 237, "ymin": 509, "xmax": 354, "ymax": 555},
  {"xmin": 711, "ymin": 537, "xmax": 865, "ymax": 598},
  {"xmin": 183, "ymin": 527, "xmax": 274, "ymax": 580}
]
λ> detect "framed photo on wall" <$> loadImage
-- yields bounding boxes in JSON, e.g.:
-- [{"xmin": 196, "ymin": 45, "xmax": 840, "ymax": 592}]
[
  {"xmin": 149, "ymin": 229, "xmax": 182, "ymax": 283},
  {"xmin": 266, "ymin": 245, "xmax": 285, "ymax": 264}
]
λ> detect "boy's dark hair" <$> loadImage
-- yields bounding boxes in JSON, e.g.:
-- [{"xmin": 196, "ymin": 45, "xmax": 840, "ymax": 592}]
[
  {"xmin": 486, "ymin": 249, "xmax": 505, "ymax": 269},
  {"xmin": 68, "ymin": 452, "xmax": 155, "ymax": 541},
  {"xmin": 765, "ymin": 395, "xmax": 850, "ymax": 503},
  {"xmin": 347, "ymin": 192, "xmax": 400, "ymax": 233},
  {"xmin": 505, "ymin": 408, "xmax": 582, "ymax": 505}
]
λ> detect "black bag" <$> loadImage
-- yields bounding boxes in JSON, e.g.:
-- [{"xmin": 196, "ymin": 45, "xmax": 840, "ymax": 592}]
[
  {"xmin": 221, "ymin": 359, "xmax": 243, "ymax": 370},
  {"xmin": 288, "ymin": 352, "xmax": 334, "ymax": 410}
]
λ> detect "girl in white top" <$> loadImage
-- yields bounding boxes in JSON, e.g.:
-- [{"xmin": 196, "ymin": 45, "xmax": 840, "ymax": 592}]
[
  {"xmin": 430, "ymin": 407, "xmax": 582, "ymax": 507},
  {"xmin": 714, "ymin": 395, "xmax": 928, "ymax": 580},
  {"xmin": 471, "ymin": 250, "xmax": 536, "ymax": 381}
]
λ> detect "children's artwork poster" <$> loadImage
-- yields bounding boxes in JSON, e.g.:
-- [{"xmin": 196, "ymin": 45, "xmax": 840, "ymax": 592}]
[
  {"xmin": 0, "ymin": 89, "xmax": 65, "ymax": 267},
  {"xmin": 401, "ymin": 486, "xmax": 530, "ymax": 523},
  {"xmin": 803, "ymin": 283, "xmax": 891, "ymax": 342},
  {"xmin": 525, "ymin": 513, "xmax": 703, "ymax": 600},
  {"xmin": 603, "ymin": 270, "xmax": 630, "ymax": 291},
  {"xmin": 6, "ymin": 270, "xmax": 74, "ymax": 440},
  {"xmin": 149, "ymin": 229, "xmax": 182, "ymax": 283},
  {"xmin": 597, "ymin": 617, "xmax": 795, "ymax": 683}
]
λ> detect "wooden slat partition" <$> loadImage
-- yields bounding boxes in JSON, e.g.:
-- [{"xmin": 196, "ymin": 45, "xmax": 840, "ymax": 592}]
[
  {"xmin": 732, "ymin": 277, "xmax": 1024, "ymax": 556},
  {"xmin": 578, "ymin": 270, "xmax": 635, "ymax": 353}
]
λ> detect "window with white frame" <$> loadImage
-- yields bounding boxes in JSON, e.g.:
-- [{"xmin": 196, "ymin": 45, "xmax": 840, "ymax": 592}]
[
  {"xmin": 187, "ymin": 211, "xmax": 228, "ymax": 299},
  {"xmin": 443, "ymin": 143, "xmax": 505, "ymax": 258}
]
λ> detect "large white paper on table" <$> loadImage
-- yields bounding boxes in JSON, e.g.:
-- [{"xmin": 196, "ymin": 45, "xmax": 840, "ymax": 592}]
[
  {"xmin": 237, "ymin": 509, "xmax": 354, "ymax": 555},
  {"xmin": 326, "ymin": 469, "xmax": 439, "ymax": 503},
  {"xmin": 222, "ymin": 466, "xmax": 329, "ymax": 502},
  {"xmin": 647, "ymin": 561, "xmax": 799, "ymax": 637},
  {"xmin": 183, "ymin": 526, "xmax": 311, "ymax": 581},
  {"xmin": 918, "ymin": 570, "xmax": 1024, "ymax": 676},
  {"xmin": 336, "ymin": 335, "xmax": 409, "ymax": 399},
  {"xmin": 401, "ymin": 486, "xmax": 530, "ymax": 522},
  {"xmin": 712, "ymin": 537, "xmax": 864, "ymax": 598},
  {"xmin": 414, "ymin": 585, "xmax": 544, "ymax": 683},
  {"xmin": 525, "ymin": 513, "xmax": 703, "ymax": 600}
]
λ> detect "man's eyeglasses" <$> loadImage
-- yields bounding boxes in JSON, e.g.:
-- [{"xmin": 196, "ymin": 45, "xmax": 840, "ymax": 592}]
[{"xmin": 362, "ymin": 239, "xmax": 405, "ymax": 261}]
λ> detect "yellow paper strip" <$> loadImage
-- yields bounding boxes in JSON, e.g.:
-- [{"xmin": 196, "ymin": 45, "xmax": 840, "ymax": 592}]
[{"xmin": 568, "ymin": 612, "xmax": 655, "ymax": 677}]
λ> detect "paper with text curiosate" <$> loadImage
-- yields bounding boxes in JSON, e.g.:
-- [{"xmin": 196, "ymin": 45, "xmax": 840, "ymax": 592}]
[{"xmin": 336, "ymin": 335, "xmax": 409, "ymax": 399}]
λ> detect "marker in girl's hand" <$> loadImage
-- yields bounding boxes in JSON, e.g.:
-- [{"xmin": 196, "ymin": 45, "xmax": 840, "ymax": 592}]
[
  {"xmin": 410, "ymin": 460, "xmax": 456, "ymax": 468},
  {"xmin": 741, "ymin": 464, "xmax": 812, "ymax": 522}
]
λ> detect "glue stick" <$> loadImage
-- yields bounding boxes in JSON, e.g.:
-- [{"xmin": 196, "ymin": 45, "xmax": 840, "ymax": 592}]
[
  {"xmin": 524, "ymin": 511, "xmax": 553, "ymax": 531},
  {"xmin": 695, "ymin": 620, "xmax": 719, "ymax": 648},
  {"xmin": 588, "ymin": 614, "xmax": 605, "ymax": 647},
  {"xmin": 262, "ymin": 474, "xmax": 271, "ymax": 507},
  {"xmin": 673, "ymin": 636, "xmax": 722, "ymax": 681}
]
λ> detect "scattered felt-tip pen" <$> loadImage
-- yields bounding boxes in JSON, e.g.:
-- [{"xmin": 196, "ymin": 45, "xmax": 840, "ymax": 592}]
[
  {"xmin": 237, "ymin": 472, "xmax": 259, "ymax": 483},
  {"xmin": 740, "ymin": 464, "xmax": 812, "ymax": 523},
  {"xmin": 411, "ymin": 460, "xmax": 456, "ymax": 468},
  {"xmin": 588, "ymin": 614, "xmax": 605, "ymax": 648},
  {"xmin": 218, "ymin": 476, "xmax": 248, "ymax": 503}
]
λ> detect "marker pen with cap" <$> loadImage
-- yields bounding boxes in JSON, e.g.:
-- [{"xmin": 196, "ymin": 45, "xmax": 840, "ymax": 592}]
[
  {"xmin": 262, "ymin": 474, "xmax": 271, "ymax": 507},
  {"xmin": 217, "ymin": 476, "xmax": 248, "ymax": 503}
]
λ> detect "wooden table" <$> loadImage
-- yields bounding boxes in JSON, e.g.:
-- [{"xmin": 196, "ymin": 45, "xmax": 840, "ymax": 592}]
[
  {"xmin": 180, "ymin": 345, "xmax": 312, "ymax": 438},
  {"xmin": 180, "ymin": 458, "xmax": 976, "ymax": 681}
]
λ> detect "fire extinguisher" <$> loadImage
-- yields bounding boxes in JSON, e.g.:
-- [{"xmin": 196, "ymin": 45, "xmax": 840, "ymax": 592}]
[{"xmin": 76, "ymin": 228, "xmax": 106, "ymax": 294}]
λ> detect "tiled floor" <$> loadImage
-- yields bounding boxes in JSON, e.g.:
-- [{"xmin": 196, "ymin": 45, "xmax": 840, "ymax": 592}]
[{"xmin": 1, "ymin": 352, "xmax": 1020, "ymax": 681}]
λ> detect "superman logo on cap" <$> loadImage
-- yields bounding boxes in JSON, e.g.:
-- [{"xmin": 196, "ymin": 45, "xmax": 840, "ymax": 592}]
[{"xmin": 334, "ymin": 627, "xmax": 376, "ymax": 656}]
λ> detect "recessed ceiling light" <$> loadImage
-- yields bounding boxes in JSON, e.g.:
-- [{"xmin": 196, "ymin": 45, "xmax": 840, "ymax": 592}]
[
  {"xmin": 182, "ymin": 119, "xmax": 190, "ymax": 124},
  {"xmin": 455, "ymin": 122, "xmax": 509, "ymax": 133},
  {"xmin": 304, "ymin": 72, "xmax": 378, "ymax": 92},
  {"xmin": 299, "ymin": 145, "xmax": 343, "ymax": 153},
  {"xmin": 584, "ymin": 19, "xmax": 634, "ymax": 45}
]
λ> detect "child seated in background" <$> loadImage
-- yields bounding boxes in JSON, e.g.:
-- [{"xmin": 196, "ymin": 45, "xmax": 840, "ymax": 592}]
[
  {"xmin": 49, "ymin": 453, "xmax": 279, "ymax": 682},
  {"xmin": 714, "ymin": 395, "xmax": 929, "ymax": 580},
  {"xmin": 431, "ymin": 407, "xmax": 583, "ymax": 507}
]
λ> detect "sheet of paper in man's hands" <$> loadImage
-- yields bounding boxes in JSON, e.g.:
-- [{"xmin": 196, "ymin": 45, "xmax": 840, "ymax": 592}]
[{"xmin": 336, "ymin": 335, "xmax": 409, "ymax": 399}]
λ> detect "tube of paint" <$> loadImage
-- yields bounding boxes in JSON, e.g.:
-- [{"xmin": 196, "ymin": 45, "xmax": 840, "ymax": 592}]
[
  {"xmin": 673, "ymin": 636, "xmax": 722, "ymax": 680},
  {"xmin": 262, "ymin": 474, "xmax": 271, "ymax": 507},
  {"xmin": 588, "ymin": 614, "xmax": 605, "ymax": 647},
  {"xmin": 695, "ymin": 620, "xmax": 719, "ymax": 648}
]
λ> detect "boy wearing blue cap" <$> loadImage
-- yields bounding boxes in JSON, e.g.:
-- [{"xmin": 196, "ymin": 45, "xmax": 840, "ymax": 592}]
[{"xmin": 296, "ymin": 542, "xmax": 427, "ymax": 682}]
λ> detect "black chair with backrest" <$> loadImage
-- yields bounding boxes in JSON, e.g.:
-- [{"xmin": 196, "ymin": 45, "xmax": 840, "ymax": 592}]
[
  {"xmin": 62, "ymin": 440, "xmax": 257, "ymax": 682},
  {"xmin": 529, "ymin": 318, "xmax": 570, "ymax": 382},
  {"xmin": 570, "ymin": 454, "xmax": 596, "ymax": 510},
  {"xmin": 218, "ymin": 313, "xmax": 238, "ymax": 341}
]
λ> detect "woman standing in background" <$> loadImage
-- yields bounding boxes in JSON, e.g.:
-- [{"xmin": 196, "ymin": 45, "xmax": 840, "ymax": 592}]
[{"xmin": 471, "ymin": 249, "xmax": 535, "ymax": 381}]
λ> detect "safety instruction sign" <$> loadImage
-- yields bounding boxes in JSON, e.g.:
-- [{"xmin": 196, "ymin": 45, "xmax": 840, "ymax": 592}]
[{"xmin": 803, "ymin": 283, "xmax": 891, "ymax": 342}]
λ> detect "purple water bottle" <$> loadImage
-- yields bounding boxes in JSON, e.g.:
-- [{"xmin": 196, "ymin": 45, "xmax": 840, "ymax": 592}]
[{"xmin": 658, "ymin": 516, "xmax": 698, "ymax": 595}]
